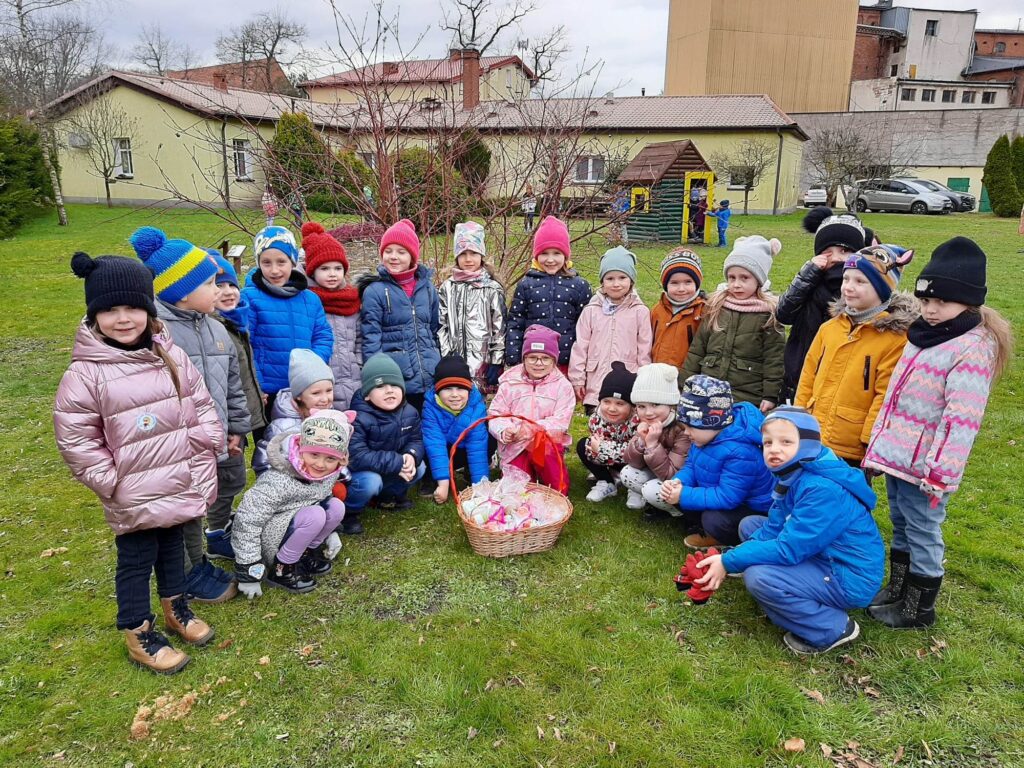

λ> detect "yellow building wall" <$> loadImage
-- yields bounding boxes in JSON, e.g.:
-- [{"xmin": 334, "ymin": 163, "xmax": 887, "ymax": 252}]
[
  {"xmin": 56, "ymin": 85, "xmax": 272, "ymax": 207},
  {"xmin": 665, "ymin": 0, "xmax": 857, "ymax": 113}
]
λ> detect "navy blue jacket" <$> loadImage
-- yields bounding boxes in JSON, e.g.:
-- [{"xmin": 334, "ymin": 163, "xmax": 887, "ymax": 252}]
[
  {"xmin": 241, "ymin": 270, "xmax": 333, "ymax": 395},
  {"xmin": 348, "ymin": 392, "xmax": 424, "ymax": 477},
  {"xmin": 505, "ymin": 269, "xmax": 592, "ymax": 366},
  {"xmin": 421, "ymin": 387, "xmax": 490, "ymax": 483},
  {"xmin": 674, "ymin": 402, "xmax": 774, "ymax": 513},
  {"xmin": 359, "ymin": 266, "xmax": 441, "ymax": 396},
  {"xmin": 723, "ymin": 447, "xmax": 884, "ymax": 606}
]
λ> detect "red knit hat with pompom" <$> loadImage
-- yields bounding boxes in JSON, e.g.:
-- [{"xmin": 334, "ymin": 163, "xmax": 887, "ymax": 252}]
[
  {"xmin": 302, "ymin": 221, "xmax": 348, "ymax": 275},
  {"xmin": 379, "ymin": 218, "xmax": 421, "ymax": 266}
]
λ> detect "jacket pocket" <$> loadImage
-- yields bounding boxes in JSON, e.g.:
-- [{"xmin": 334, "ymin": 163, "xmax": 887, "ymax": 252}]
[{"xmin": 834, "ymin": 404, "xmax": 870, "ymax": 453}]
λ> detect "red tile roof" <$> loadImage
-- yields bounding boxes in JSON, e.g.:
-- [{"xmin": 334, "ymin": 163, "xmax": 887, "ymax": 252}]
[{"xmin": 300, "ymin": 55, "xmax": 535, "ymax": 88}]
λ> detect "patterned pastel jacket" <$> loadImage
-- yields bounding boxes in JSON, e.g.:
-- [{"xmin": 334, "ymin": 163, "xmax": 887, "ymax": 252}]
[{"xmin": 863, "ymin": 325, "xmax": 997, "ymax": 494}]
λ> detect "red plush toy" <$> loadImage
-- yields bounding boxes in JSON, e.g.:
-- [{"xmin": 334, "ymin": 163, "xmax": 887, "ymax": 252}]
[
  {"xmin": 332, "ymin": 480, "xmax": 347, "ymax": 503},
  {"xmin": 672, "ymin": 547, "xmax": 720, "ymax": 604}
]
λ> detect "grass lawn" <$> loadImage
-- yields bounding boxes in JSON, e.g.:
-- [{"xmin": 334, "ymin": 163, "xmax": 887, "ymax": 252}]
[{"xmin": 1, "ymin": 205, "xmax": 1022, "ymax": 767}]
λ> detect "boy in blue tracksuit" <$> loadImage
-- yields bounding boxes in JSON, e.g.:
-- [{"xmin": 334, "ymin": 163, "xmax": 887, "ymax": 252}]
[
  {"xmin": 422, "ymin": 355, "xmax": 493, "ymax": 505},
  {"xmin": 706, "ymin": 200, "xmax": 732, "ymax": 247},
  {"xmin": 695, "ymin": 406, "xmax": 885, "ymax": 655},
  {"xmin": 658, "ymin": 375, "xmax": 773, "ymax": 549}
]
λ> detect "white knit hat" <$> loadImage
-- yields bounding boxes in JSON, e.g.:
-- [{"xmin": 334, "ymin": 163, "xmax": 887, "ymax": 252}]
[
  {"xmin": 630, "ymin": 363, "xmax": 681, "ymax": 405},
  {"xmin": 723, "ymin": 235, "xmax": 782, "ymax": 288}
]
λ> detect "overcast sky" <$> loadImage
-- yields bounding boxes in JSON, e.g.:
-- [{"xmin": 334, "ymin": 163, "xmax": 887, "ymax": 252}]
[{"xmin": 107, "ymin": 0, "xmax": 1024, "ymax": 97}]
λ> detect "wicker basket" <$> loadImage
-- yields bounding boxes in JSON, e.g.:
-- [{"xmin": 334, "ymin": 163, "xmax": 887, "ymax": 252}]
[{"xmin": 449, "ymin": 414, "xmax": 574, "ymax": 558}]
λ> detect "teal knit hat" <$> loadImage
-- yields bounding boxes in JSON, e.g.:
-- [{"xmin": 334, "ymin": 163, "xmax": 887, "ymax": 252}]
[
  {"xmin": 361, "ymin": 353, "xmax": 406, "ymax": 397},
  {"xmin": 599, "ymin": 246, "xmax": 637, "ymax": 283},
  {"xmin": 130, "ymin": 226, "xmax": 219, "ymax": 304}
]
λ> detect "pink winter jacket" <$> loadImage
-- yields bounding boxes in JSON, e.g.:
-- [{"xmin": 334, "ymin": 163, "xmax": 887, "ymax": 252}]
[
  {"xmin": 488, "ymin": 364, "xmax": 576, "ymax": 465},
  {"xmin": 568, "ymin": 291, "xmax": 652, "ymax": 406},
  {"xmin": 54, "ymin": 320, "xmax": 224, "ymax": 535}
]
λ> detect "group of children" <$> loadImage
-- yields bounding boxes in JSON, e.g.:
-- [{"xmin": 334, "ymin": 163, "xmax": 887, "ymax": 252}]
[{"xmin": 54, "ymin": 206, "xmax": 1011, "ymax": 672}]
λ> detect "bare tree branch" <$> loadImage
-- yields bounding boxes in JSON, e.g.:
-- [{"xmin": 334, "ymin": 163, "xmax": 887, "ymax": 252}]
[
  {"xmin": 60, "ymin": 96, "xmax": 140, "ymax": 206},
  {"xmin": 707, "ymin": 138, "xmax": 777, "ymax": 215},
  {"xmin": 441, "ymin": 0, "xmax": 534, "ymax": 54}
]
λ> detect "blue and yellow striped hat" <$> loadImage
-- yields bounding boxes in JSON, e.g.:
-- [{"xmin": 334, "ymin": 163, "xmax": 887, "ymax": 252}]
[{"xmin": 130, "ymin": 226, "xmax": 219, "ymax": 304}]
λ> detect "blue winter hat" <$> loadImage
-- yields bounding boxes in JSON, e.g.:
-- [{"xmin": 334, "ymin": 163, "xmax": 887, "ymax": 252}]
[
  {"xmin": 762, "ymin": 405, "xmax": 821, "ymax": 474},
  {"xmin": 130, "ymin": 226, "xmax": 219, "ymax": 304},
  {"xmin": 209, "ymin": 250, "xmax": 239, "ymax": 288},
  {"xmin": 678, "ymin": 374, "xmax": 735, "ymax": 430},
  {"xmin": 844, "ymin": 244, "xmax": 914, "ymax": 304},
  {"xmin": 253, "ymin": 225, "xmax": 299, "ymax": 264}
]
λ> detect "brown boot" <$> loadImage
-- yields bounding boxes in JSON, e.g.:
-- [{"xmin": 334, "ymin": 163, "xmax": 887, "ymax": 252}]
[
  {"xmin": 161, "ymin": 595, "xmax": 215, "ymax": 647},
  {"xmin": 124, "ymin": 620, "xmax": 190, "ymax": 675}
]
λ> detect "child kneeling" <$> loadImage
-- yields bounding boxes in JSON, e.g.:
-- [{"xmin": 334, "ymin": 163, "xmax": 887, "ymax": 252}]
[
  {"xmin": 232, "ymin": 410, "xmax": 353, "ymax": 597},
  {"xmin": 489, "ymin": 325, "xmax": 575, "ymax": 492},
  {"xmin": 696, "ymin": 407, "xmax": 884, "ymax": 655},
  {"xmin": 423, "ymin": 355, "xmax": 494, "ymax": 504},
  {"xmin": 578, "ymin": 362, "xmax": 639, "ymax": 502},
  {"xmin": 658, "ymin": 375, "xmax": 774, "ymax": 548},
  {"xmin": 344, "ymin": 353, "xmax": 426, "ymax": 533}
]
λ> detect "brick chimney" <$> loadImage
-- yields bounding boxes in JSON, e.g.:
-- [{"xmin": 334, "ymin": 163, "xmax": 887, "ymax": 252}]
[
  {"xmin": 212, "ymin": 72, "xmax": 228, "ymax": 92},
  {"xmin": 460, "ymin": 48, "xmax": 481, "ymax": 110}
]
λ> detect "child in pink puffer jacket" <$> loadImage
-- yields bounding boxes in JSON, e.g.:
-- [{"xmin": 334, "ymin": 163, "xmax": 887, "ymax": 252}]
[{"xmin": 54, "ymin": 253, "xmax": 224, "ymax": 676}]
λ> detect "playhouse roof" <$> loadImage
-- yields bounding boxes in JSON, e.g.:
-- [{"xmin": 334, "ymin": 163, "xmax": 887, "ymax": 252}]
[{"xmin": 616, "ymin": 140, "xmax": 710, "ymax": 185}]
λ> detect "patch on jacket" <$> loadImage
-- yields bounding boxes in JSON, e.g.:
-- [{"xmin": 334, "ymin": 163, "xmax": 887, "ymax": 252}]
[{"xmin": 136, "ymin": 413, "xmax": 158, "ymax": 431}]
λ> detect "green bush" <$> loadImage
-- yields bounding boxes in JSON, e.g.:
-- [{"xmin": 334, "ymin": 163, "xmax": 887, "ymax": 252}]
[
  {"xmin": 982, "ymin": 134, "xmax": 1023, "ymax": 218},
  {"xmin": 0, "ymin": 117, "xmax": 52, "ymax": 238},
  {"xmin": 393, "ymin": 146, "xmax": 470, "ymax": 235},
  {"xmin": 446, "ymin": 129, "xmax": 491, "ymax": 196},
  {"xmin": 1011, "ymin": 134, "xmax": 1024, "ymax": 195}
]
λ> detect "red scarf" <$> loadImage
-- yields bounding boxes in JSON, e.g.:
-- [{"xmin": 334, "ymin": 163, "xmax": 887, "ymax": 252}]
[
  {"xmin": 310, "ymin": 284, "xmax": 360, "ymax": 316},
  {"xmin": 391, "ymin": 266, "xmax": 417, "ymax": 298}
]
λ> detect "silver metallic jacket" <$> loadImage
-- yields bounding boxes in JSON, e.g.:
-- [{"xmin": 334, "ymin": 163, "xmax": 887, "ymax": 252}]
[{"xmin": 437, "ymin": 273, "xmax": 507, "ymax": 376}]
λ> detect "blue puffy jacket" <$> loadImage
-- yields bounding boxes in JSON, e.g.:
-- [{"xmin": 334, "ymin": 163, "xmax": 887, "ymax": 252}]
[
  {"xmin": 242, "ymin": 270, "xmax": 334, "ymax": 395},
  {"xmin": 674, "ymin": 402, "xmax": 774, "ymax": 513},
  {"xmin": 722, "ymin": 447, "xmax": 885, "ymax": 607},
  {"xmin": 421, "ymin": 387, "xmax": 490, "ymax": 483},
  {"xmin": 348, "ymin": 391, "xmax": 425, "ymax": 477},
  {"xmin": 359, "ymin": 266, "xmax": 441, "ymax": 396},
  {"xmin": 505, "ymin": 269, "xmax": 592, "ymax": 366}
]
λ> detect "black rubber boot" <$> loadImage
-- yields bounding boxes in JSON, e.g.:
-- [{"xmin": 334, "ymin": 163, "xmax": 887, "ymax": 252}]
[
  {"xmin": 341, "ymin": 510, "xmax": 364, "ymax": 535},
  {"xmin": 299, "ymin": 547, "xmax": 332, "ymax": 576},
  {"xmin": 870, "ymin": 549, "xmax": 911, "ymax": 607},
  {"xmin": 266, "ymin": 556, "xmax": 316, "ymax": 593},
  {"xmin": 868, "ymin": 573, "xmax": 941, "ymax": 629}
]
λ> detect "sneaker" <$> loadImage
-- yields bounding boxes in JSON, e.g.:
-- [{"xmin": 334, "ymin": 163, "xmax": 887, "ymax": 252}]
[
  {"xmin": 683, "ymin": 532, "xmax": 721, "ymax": 550},
  {"xmin": 205, "ymin": 528, "xmax": 235, "ymax": 561},
  {"xmin": 585, "ymin": 472, "xmax": 596, "ymax": 482},
  {"xmin": 586, "ymin": 480, "xmax": 618, "ymax": 503},
  {"xmin": 185, "ymin": 560, "xmax": 238, "ymax": 603},
  {"xmin": 625, "ymin": 490, "xmax": 646, "ymax": 510},
  {"xmin": 298, "ymin": 547, "xmax": 332, "ymax": 576},
  {"xmin": 784, "ymin": 619, "xmax": 860, "ymax": 656},
  {"xmin": 266, "ymin": 557, "xmax": 316, "ymax": 594}
]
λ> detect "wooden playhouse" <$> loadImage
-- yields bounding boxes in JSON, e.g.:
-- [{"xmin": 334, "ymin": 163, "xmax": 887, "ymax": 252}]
[{"xmin": 615, "ymin": 140, "xmax": 716, "ymax": 244}]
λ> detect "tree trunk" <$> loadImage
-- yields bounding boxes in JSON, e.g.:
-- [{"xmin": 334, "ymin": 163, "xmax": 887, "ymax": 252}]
[
  {"xmin": 743, "ymin": 187, "xmax": 750, "ymax": 215},
  {"xmin": 104, "ymin": 177, "xmax": 112, "ymax": 207},
  {"xmin": 39, "ymin": 123, "xmax": 69, "ymax": 226}
]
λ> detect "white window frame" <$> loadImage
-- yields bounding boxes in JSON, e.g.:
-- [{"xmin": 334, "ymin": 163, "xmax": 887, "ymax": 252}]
[
  {"xmin": 574, "ymin": 155, "xmax": 606, "ymax": 184},
  {"xmin": 233, "ymin": 139, "xmax": 254, "ymax": 181},
  {"xmin": 901, "ymin": 88, "xmax": 916, "ymax": 101},
  {"xmin": 981, "ymin": 91, "xmax": 996, "ymax": 104},
  {"xmin": 921, "ymin": 89, "xmax": 936, "ymax": 102},
  {"xmin": 941, "ymin": 89, "xmax": 956, "ymax": 103},
  {"xmin": 112, "ymin": 138, "xmax": 133, "ymax": 179},
  {"xmin": 961, "ymin": 91, "xmax": 976, "ymax": 103},
  {"xmin": 727, "ymin": 165, "xmax": 756, "ymax": 191}
]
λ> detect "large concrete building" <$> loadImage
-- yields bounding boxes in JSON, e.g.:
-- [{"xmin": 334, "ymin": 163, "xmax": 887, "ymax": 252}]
[{"xmin": 664, "ymin": 0, "xmax": 858, "ymax": 113}]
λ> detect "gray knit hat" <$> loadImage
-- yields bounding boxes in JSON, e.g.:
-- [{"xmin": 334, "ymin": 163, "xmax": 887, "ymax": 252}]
[
  {"xmin": 599, "ymin": 245, "xmax": 638, "ymax": 283},
  {"xmin": 289, "ymin": 348, "xmax": 335, "ymax": 398},
  {"xmin": 723, "ymin": 235, "xmax": 781, "ymax": 288},
  {"xmin": 630, "ymin": 363, "xmax": 681, "ymax": 406}
]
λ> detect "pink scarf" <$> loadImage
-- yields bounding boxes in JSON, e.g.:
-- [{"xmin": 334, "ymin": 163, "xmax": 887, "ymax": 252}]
[
  {"xmin": 390, "ymin": 266, "xmax": 417, "ymax": 298},
  {"xmin": 723, "ymin": 295, "xmax": 773, "ymax": 314},
  {"xmin": 452, "ymin": 268, "xmax": 484, "ymax": 283}
]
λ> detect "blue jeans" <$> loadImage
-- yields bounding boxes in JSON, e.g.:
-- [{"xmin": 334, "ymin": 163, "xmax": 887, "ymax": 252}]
[
  {"xmin": 684, "ymin": 505, "xmax": 755, "ymax": 544},
  {"xmin": 886, "ymin": 475, "xmax": 948, "ymax": 578},
  {"xmin": 717, "ymin": 227, "xmax": 728, "ymax": 247},
  {"xmin": 346, "ymin": 462, "xmax": 426, "ymax": 511},
  {"xmin": 737, "ymin": 515, "xmax": 853, "ymax": 648}
]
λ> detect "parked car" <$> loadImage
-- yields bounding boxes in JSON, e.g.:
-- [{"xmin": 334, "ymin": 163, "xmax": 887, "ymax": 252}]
[
  {"xmin": 853, "ymin": 179, "xmax": 952, "ymax": 215},
  {"xmin": 802, "ymin": 187, "xmax": 827, "ymax": 207},
  {"xmin": 896, "ymin": 178, "xmax": 975, "ymax": 212}
]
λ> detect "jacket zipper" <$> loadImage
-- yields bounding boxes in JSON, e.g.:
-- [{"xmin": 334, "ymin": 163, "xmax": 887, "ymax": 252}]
[
  {"xmin": 933, "ymin": 418, "xmax": 952, "ymax": 463},
  {"xmin": 863, "ymin": 356, "xmax": 871, "ymax": 391},
  {"xmin": 864, "ymin": 348, "xmax": 923, "ymax": 457}
]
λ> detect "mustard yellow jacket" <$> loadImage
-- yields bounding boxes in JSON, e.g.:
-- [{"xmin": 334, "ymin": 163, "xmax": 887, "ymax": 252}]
[{"xmin": 795, "ymin": 293, "xmax": 918, "ymax": 461}]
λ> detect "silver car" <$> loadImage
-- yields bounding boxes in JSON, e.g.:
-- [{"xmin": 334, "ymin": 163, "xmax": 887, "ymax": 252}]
[{"xmin": 854, "ymin": 179, "xmax": 952, "ymax": 215}]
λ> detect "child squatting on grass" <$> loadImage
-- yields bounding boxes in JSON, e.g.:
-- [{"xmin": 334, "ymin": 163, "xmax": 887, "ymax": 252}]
[
  {"xmin": 232, "ymin": 410, "xmax": 353, "ymax": 597},
  {"xmin": 695, "ymin": 406, "xmax": 885, "ymax": 656},
  {"xmin": 55, "ymin": 253, "xmax": 224, "ymax": 675},
  {"xmin": 576, "ymin": 362, "xmax": 640, "ymax": 503},
  {"xmin": 864, "ymin": 237, "xmax": 1013, "ymax": 630}
]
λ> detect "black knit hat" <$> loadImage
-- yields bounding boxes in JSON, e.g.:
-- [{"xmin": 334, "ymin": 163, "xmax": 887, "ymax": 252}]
[
  {"xmin": 803, "ymin": 207, "xmax": 866, "ymax": 255},
  {"xmin": 71, "ymin": 252, "xmax": 157, "ymax": 321},
  {"xmin": 434, "ymin": 354, "xmax": 473, "ymax": 391},
  {"xmin": 598, "ymin": 361, "xmax": 637, "ymax": 404},
  {"xmin": 914, "ymin": 236, "xmax": 987, "ymax": 306}
]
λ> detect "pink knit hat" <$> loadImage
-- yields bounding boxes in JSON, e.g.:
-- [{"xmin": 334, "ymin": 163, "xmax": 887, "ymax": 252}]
[
  {"xmin": 379, "ymin": 219, "xmax": 421, "ymax": 266},
  {"xmin": 532, "ymin": 216, "xmax": 571, "ymax": 264},
  {"xmin": 522, "ymin": 324, "xmax": 560, "ymax": 360}
]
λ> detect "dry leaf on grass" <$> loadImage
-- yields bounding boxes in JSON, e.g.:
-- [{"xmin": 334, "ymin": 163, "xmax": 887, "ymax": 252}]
[
  {"xmin": 40, "ymin": 547, "xmax": 69, "ymax": 558},
  {"xmin": 783, "ymin": 737, "xmax": 806, "ymax": 753},
  {"xmin": 536, "ymin": 725, "xmax": 545, "ymax": 740},
  {"xmin": 922, "ymin": 741, "xmax": 933, "ymax": 760},
  {"xmin": 863, "ymin": 686, "xmax": 881, "ymax": 699},
  {"xmin": 553, "ymin": 727, "xmax": 563, "ymax": 742},
  {"xmin": 484, "ymin": 678, "xmax": 496, "ymax": 692},
  {"xmin": 608, "ymin": 741, "xmax": 617, "ymax": 755},
  {"xmin": 275, "ymin": 733, "xmax": 289, "ymax": 741},
  {"xmin": 298, "ymin": 645, "xmax": 315, "ymax": 657},
  {"xmin": 216, "ymin": 638, "xmax": 233, "ymax": 650},
  {"xmin": 258, "ymin": 656, "xmax": 270, "ymax": 666},
  {"xmin": 492, "ymin": 739, "xmax": 504, "ymax": 748},
  {"xmin": 467, "ymin": 727, "xmax": 478, "ymax": 740},
  {"xmin": 800, "ymin": 686, "xmax": 825, "ymax": 704},
  {"xmin": 820, "ymin": 743, "xmax": 834, "ymax": 758},
  {"xmin": 893, "ymin": 744, "xmax": 905, "ymax": 764}
]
